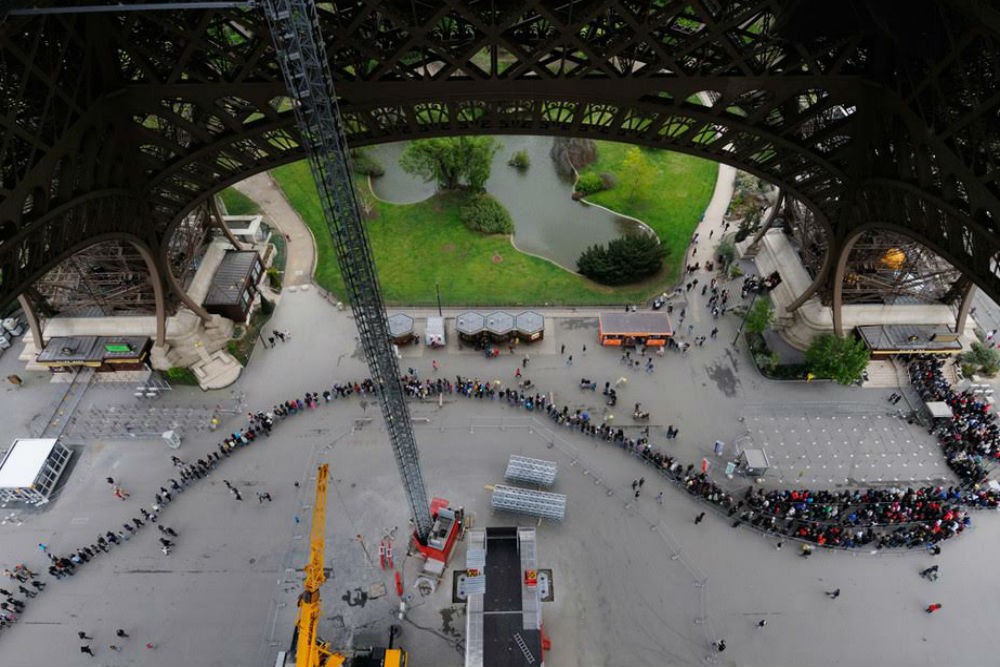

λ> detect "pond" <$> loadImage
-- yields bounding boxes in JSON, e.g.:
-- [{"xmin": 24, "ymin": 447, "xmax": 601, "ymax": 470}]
[{"xmin": 365, "ymin": 136, "xmax": 649, "ymax": 270}]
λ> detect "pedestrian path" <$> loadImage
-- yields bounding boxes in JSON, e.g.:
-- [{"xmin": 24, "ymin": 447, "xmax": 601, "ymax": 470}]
[{"xmin": 233, "ymin": 172, "xmax": 316, "ymax": 287}]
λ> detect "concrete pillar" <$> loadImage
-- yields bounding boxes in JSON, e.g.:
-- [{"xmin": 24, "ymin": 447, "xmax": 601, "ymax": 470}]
[
  {"xmin": 955, "ymin": 280, "xmax": 976, "ymax": 334},
  {"xmin": 210, "ymin": 197, "xmax": 245, "ymax": 250},
  {"xmin": 16, "ymin": 293, "xmax": 43, "ymax": 353}
]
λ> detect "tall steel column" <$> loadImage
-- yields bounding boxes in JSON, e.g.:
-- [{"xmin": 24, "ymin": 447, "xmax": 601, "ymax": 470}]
[{"xmin": 263, "ymin": 0, "xmax": 434, "ymax": 539}]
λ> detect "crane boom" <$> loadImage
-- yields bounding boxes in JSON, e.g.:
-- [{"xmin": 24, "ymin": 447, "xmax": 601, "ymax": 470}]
[{"xmin": 296, "ymin": 464, "xmax": 340, "ymax": 667}]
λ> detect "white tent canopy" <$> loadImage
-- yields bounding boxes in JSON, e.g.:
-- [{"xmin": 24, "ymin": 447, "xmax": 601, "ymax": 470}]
[{"xmin": 0, "ymin": 438, "xmax": 71, "ymax": 505}]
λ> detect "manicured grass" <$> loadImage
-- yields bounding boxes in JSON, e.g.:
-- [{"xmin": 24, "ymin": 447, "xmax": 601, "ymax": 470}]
[
  {"xmin": 271, "ymin": 161, "xmax": 666, "ymax": 306},
  {"xmin": 218, "ymin": 187, "xmax": 261, "ymax": 216},
  {"xmin": 578, "ymin": 142, "xmax": 718, "ymax": 284}
]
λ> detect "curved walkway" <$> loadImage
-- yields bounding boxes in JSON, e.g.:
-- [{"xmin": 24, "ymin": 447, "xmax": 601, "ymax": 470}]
[{"xmin": 233, "ymin": 172, "xmax": 316, "ymax": 288}]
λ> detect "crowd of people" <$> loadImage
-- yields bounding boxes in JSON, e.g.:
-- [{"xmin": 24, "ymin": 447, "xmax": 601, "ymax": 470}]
[
  {"xmin": 0, "ymin": 410, "xmax": 277, "ymax": 643},
  {"xmin": 909, "ymin": 355, "xmax": 1000, "ymax": 487},
  {"xmin": 7, "ymin": 350, "xmax": 1000, "ymax": 644},
  {"xmin": 421, "ymin": 369, "xmax": 1000, "ymax": 553}
]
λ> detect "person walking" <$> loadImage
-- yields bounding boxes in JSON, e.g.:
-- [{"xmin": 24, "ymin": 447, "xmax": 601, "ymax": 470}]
[
  {"xmin": 566, "ymin": 354, "xmax": 573, "ymax": 366},
  {"xmin": 80, "ymin": 645, "xmax": 95, "ymax": 656},
  {"xmin": 714, "ymin": 440, "xmax": 724, "ymax": 456},
  {"xmin": 920, "ymin": 565, "xmax": 939, "ymax": 581},
  {"xmin": 632, "ymin": 480, "xmax": 638, "ymax": 491},
  {"xmin": 757, "ymin": 619, "xmax": 767, "ymax": 629},
  {"xmin": 694, "ymin": 512, "xmax": 705, "ymax": 524},
  {"xmin": 638, "ymin": 477, "xmax": 645, "ymax": 488},
  {"xmin": 522, "ymin": 355, "xmax": 529, "ymax": 368},
  {"xmin": 712, "ymin": 639, "xmax": 726, "ymax": 652},
  {"xmin": 432, "ymin": 360, "xmax": 438, "ymax": 372},
  {"xmin": 560, "ymin": 343, "xmax": 565, "ymax": 355},
  {"xmin": 826, "ymin": 588, "xmax": 841, "ymax": 599},
  {"xmin": 78, "ymin": 631, "xmax": 92, "ymax": 640},
  {"xmin": 514, "ymin": 367, "xmax": 521, "ymax": 379},
  {"xmin": 926, "ymin": 603, "xmax": 942, "ymax": 613},
  {"xmin": 109, "ymin": 645, "xmax": 122, "ymax": 652},
  {"xmin": 655, "ymin": 491, "xmax": 664, "ymax": 504},
  {"xmin": 116, "ymin": 629, "xmax": 129, "ymax": 638}
]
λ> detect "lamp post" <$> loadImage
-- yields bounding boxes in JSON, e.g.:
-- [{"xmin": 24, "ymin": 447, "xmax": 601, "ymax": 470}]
[
  {"xmin": 435, "ymin": 281, "xmax": 443, "ymax": 317},
  {"xmin": 732, "ymin": 290, "xmax": 759, "ymax": 346}
]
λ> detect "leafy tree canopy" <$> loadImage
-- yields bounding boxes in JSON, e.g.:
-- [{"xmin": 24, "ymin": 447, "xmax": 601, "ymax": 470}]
[
  {"xmin": 399, "ymin": 137, "xmax": 499, "ymax": 192},
  {"xmin": 577, "ymin": 232, "xmax": 666, "ymax": 285},
  {"xmin": 805, "ymin": 333, "xmax": 869, "ymax": 385}
]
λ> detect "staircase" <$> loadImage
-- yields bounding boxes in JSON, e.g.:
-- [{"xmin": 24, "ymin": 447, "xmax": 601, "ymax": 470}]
[{"xmin": 862, "ymin": 359, "xmax": 901, "ymax": 388}]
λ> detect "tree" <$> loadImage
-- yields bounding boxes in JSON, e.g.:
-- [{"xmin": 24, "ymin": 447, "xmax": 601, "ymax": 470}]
[
  {"xmin": 745, "ymin": 296, "xmax": 774, "ymax": 335},
  {"xmin": 577, "ymin": 232, "xmax": 666, "ymax": 285},
  {"xmin": 960, "ymin": 341, "xmax": 1000, "ymax": 376},
  {"xmin": 399, "ymin": 137, "xmax": 499, "ymax": 192},
  {"xmin": 715, "ymin": 238, "xmax": 737, "ymax": 269},
  {"xmin": 805, "ymin": 334, "xmax": 870, "ymax": 385},
  {"xmin": 464, "ymin": 136, "xmax": 500, "ymax": 191},
  {"xmin": 620, "ymin": 146, "xmax": 655, "ymax": 204}
]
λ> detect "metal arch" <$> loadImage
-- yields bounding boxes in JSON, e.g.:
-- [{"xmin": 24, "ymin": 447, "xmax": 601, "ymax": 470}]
[
  {"xmin": 831, "ymin": 220, "xmax": 986, "ymax": 338},
  {"xmin": 2, "ymin": 0, "xmax": 1000, "ymax": 310}
]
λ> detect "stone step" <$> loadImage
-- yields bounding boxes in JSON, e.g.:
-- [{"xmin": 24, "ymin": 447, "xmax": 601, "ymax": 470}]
[{"xmin": 862, "ymin": 359, "xmax": 900, "ymax": 388}]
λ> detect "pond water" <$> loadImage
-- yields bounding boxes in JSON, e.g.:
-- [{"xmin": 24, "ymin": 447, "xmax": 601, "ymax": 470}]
[{"xmin": 365, "ymin": 136, "xmax": 647, "ymax": 270}]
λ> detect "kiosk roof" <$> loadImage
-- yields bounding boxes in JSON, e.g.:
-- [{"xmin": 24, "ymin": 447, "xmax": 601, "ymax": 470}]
[{"xmin": 599, "ymin": 312, "xmax": 673, "ymax": 335}]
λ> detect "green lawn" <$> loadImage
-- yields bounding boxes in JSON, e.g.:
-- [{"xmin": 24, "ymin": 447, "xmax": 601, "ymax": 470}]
[
  {"xmin": 271, "ymin": 162, "xmax": 667, "ymax": 306},
  {"xmin": 578, "ymin": 142, "xmax": 718, "ymax": 283},
  {"xmin": 269, "ymin": 140, "xmax": 717, "ymax": 306},
  {"xmin": 218, "ymin": 187, "xmax": 261, "ymax": 216}
]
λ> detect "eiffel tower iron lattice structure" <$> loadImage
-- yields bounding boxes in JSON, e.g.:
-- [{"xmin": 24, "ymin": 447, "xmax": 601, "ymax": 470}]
[{"xmin": 2, "ymin": 0, "xmax": 1000, "ymax": 336}]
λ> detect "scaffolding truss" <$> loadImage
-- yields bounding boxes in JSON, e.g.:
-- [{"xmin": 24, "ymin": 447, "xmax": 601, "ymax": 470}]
[{"xmin": 263, "ymin": 0, "xmax": 433, "ymax": 539}]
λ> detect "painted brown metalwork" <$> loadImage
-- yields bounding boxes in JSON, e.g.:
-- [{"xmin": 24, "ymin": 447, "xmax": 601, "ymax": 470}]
[{"xmin": 2, "ymin": 1, "xmax": 1000, "ymax": 311}]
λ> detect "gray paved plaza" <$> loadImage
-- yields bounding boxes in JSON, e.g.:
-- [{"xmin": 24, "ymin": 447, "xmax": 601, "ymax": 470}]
[{"xmin": 1, "ymin": 289, "xmax": 1000, "ymax": 667}]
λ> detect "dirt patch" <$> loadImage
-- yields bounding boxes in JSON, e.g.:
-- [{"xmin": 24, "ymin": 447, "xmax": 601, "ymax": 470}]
[
  {"xmin": 441, "ymin": 243, "xmax": 455, "ymax": 253},
  {"xmin": 492, "ymin": 253, "xmax": 503, "ymax": 263}
]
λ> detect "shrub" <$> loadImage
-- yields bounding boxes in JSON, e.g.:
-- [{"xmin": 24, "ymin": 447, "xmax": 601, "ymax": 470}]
[
  {"xmin": 599, "ymin": 172, "xmax": 617, "ymax": 189},
  {"xmin": 959, "ymin": 341, "xmax": 1000, "ymax": 377},
  {"xmin": 574, "ymin": 172, "xmax": 606, "ymax": 196},
  {"xmin": 350, "ymin": 149, "xmax": 385, "ymax": 177},
  {"xmin": 754, "ymin": 350, "xmax": 780, "ymax": 371},
  {"xmin": 577, "ymin": 232, "xmax": 666, "ymax": 285},
  {"xmin": 745, "ymin": 296, "xmax": 774, "ymax": 335},
  {"xmin": 805, "ymin": 333, "xmax": 870, "ymax": 385},
  {"xmin": 729, "ymin": 264, "xmax": 744, "ymax": 278},
  {"xmin": 459, "ymin": 193, "xmax": 514, "ymax": 234},
  {"xmin": 266, "ymin": 267, "xmax": 282, "ymax": 291},
  {"xmin": 166, "ymin": 366, "xmax": 199, "ymax": 386},
  {"xmin": 508, "ymin": 150, "xmax": 530, "ymax": 170},
  {"xmin": 260, "ymin": 296, "xmax": 274, "ymax": 316}
]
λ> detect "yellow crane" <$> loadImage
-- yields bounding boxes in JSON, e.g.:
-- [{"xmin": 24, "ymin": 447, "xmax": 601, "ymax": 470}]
[
  {"xmin": 295, "ymin": 464, "xmax": 408, "ymax": 667},
  {"xmin": 296, "ymin": 463, "xmax": 341, "ymax": 667}
]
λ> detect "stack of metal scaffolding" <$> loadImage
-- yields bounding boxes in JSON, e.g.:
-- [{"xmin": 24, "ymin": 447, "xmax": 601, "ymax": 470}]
[
  {"xmin": 491, "ymin": 484, "xmax": 566, "ymax": 522},
  {"xmin": 504, "ymin": 455, "xmax": 558, "ymax": 487}
]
